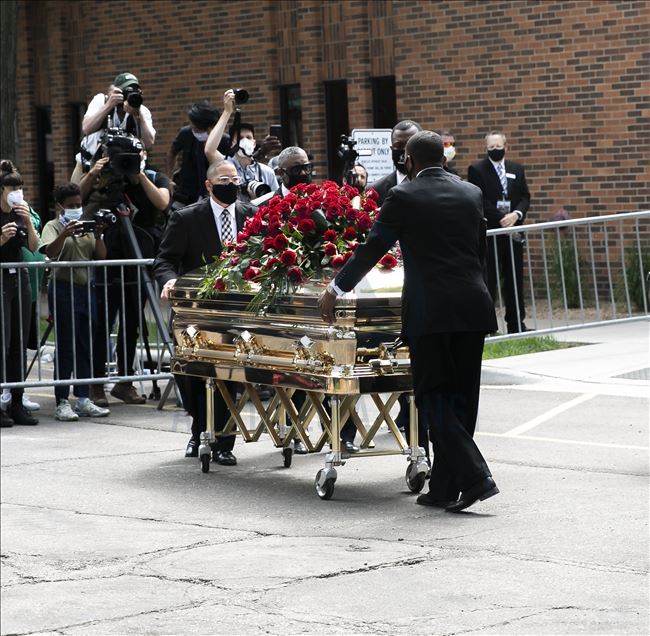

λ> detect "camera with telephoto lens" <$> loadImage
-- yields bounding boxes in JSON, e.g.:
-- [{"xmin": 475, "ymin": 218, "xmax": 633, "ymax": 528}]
[
  {"xmin": 93, "ymin": 209, "xmax": 117, "ymax": 226},
  {"xmin": 244, "ymin": 180, "xmax": 271, "ymax": 199},
  {"xmin": 122, "ymin": 85, "xmax": 143, "ymax": 108},
  {"xmin": 7, "ymin": 210, "xmax": 28, "ymax": 244},
  {"xmin": 233, "ymin": 88, "xmax": 249, "ymax": 105},
  {"xmin": 94, "ymin": 129, "xmax": 144, "ymax": 177}
]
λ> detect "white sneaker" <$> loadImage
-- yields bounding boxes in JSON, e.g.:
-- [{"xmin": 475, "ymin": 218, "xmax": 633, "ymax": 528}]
[
  {"xmin": 55, "ymin": 400, "xmax": 79, "ymax": 422},
  {"xmin": 74, "ymin": 400, "xmax": 110, "ymax": 418},
  {"xmin": 22, "ymin": 395, "xmax": 41, "ymax": 411}
]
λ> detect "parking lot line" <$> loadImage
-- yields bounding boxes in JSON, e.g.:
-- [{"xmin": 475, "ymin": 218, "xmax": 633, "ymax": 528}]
[{"xmin": 502, "ymin": 393, "xmax": 597, "ymax": 437}]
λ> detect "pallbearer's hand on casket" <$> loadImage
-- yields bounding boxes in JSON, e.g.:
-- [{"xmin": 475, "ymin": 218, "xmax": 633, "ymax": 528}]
[{"xmin": 318, "ymin": 289, "xmax": 337, "ymax": 324}]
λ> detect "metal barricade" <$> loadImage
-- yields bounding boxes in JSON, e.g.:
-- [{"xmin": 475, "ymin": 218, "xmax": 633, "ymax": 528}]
[
  {"xmin": 0, "ymin": 258, "xmax": 174, "ymax": 392},
  {"xmin": 486, "ymin": 210, "xmax": 650, "ymax": 340}
]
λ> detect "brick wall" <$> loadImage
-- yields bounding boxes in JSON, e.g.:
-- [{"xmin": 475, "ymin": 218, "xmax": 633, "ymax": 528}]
[{"xmin": 14, "ymin": 0, "xmax": 650, "ymax": 221}]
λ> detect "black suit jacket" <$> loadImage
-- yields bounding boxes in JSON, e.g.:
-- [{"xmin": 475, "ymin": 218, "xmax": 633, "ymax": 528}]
[
  {"xmin": 335, "ymin": 168, "xmax": 497, "ymax": 340},
  {"xmin": 467, "ymin": 158, "xmax": 530, "ymax": 230},
  {"xmin": 154, "ymin": 197, "xmax": 256, "ymax": 286},
  {"xmin": 368, "ymin": 171, "xmax": 399, "ymax": 206}
]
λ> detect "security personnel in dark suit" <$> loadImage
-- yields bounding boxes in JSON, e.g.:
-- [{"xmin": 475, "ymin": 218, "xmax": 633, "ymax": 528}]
[
  {"xmin": 154, "ymin": 160, "xmax": 255, "ymax": 464},
  {"xmin": 320, "ymin": 131, "xmax": 499, "ymax": 513},
  {"xmin": 468, "ymin": 131, "xmax": 531, "ymax": 333},
  {"xmin": 369, "ymin": 120, "xmax": 422, "ymax": 205}
]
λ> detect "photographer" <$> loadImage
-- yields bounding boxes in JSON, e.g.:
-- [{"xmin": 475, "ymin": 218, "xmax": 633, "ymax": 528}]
[
  {"xmin": 39, "ymin": 183, "xmax": 109, "ymax": 421},
  {"xmin": 79, "ymin": 132, "xmax": 170, "ymax": 406},
  {"xmin": 166, "ymin": 101, "xmax": 231, "ymax": 210},
  {"xmin": 342, "ymin": 163, "xmax": 368, "ymax": 193},
  {"xmin": 204, "ymin": 90, "xmax": 278, "ymax": 202},
  {"xmin": 0, "ymin": 160, "xmax": 39, "ymax": 427}
]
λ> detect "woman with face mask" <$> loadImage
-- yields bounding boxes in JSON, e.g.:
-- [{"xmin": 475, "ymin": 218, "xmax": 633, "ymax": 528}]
[
  {"xmin": 38, "ymin": 182, "xmax": 109, "ymax": 421},
  {"xmin": 0, "ymin": 160, "xmax": 40, "ymax": 427}
]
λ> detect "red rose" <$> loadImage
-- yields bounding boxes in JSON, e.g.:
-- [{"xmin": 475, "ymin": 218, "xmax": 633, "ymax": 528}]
[
  {"xmin": 331, "ymin": 255, "xmax": 346, "ymax": 268},
  {"xmin": 345, "ymin": 207, "xmax": 359, "ymax": 222},
  {"xmin": 357, "ymin": 212, "xmax": 373, "ymax": 231},
  {"xmin": 237, "ymin": 230, "xmax": 250, "ymax": 242},
  {"xmin": 212, "ymin": 279, "xmax": 226, "ymax": 291},
  {"xmin": 235, "ymin": 241, "xmax": 248, "ymax": 253},
  {"xmin": 342, "ymin": 227, "xmax": 357, "ymax": 240},
  {"xmin": 250, "ymin": 259, "xmax": 261, "ymax": 267},
  {"xmin": 263, "ymin": 236, "xmax": 275, "ymax": 251},
  {"xmin": 280, "ymin": 249, "xmax": 297, "ymax": 265},
  {"xmin": 323, "ymin": 229, "xmax": 338, "ymax": 242},
  {"xmin": 362, "ymin": 198, "xmax": 378, "ymax": 212},
  {"xmin": 343, "ymin": 250, "xmax": 353, "ymax": 263},
  {"xmin": 378, "ymin": 253, "xmax": 398, "ymax": 269},
  {"xmin": 265, "ymin": 256, "xmax": 280, "ymax": 270},
  {"xmin": 347, "ymin": 240, "xmax": 359, "ymax": 252},
  {"xmin": 297, "ymin": 218, "xmax": 316, "ymax": 234},
  {"xmin": 273, "ymin": 234, "xmax": 289, "ymax": 251},
  {"xmin": 287, "ymin": 266, "xmax": 303, "ymax": 283},
  {"xmin": 229, "ymin": 256, "xmax": 240, "ymax": 266},
  {"xmin": 366, "ymin": 188, "xmax": 379, "ymax": 201},
  {"xmin": 323, "ymin": 242, "xmax": 337, "ymax": 256},
  {"xmin": 244, "ymin": 267, "xmax": 262, "ymax": 281}
]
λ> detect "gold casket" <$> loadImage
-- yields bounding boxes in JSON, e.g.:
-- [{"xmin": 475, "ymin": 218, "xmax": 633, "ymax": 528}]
[{"xmin": 170, "ymin": 266, "xmax": 428, "ymax": 499}]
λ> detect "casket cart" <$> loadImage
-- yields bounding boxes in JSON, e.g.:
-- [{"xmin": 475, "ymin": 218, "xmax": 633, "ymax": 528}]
[{"xmin": 170, "ymin": 267, "xmax": 428, "ymax": 499}]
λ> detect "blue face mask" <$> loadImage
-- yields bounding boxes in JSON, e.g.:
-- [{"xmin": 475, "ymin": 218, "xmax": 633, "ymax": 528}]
[{"xmin": 63, "ymin": 207, "xmax": 83, "ymax": 221}]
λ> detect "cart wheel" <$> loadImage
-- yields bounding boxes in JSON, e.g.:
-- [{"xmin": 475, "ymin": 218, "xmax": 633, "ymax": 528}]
[
  {"xmin": 315, "ymin": 469, "xmax": 336, "ymax": 500},
  {"xmin": 282, "ymin": 447, "xmax": 293, "ymax": 468},
  {"xmin": 405, "ymin": 463, "xmax": 426, "ymax": 493},
  {"xmin": 201, "ymin": 454, "xmax": 210, "ymax": 473}
]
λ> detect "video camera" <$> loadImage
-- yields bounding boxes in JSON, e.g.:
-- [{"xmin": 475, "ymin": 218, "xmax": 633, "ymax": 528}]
[
  {"xmin": 94, "ymin": 129, "xmax": 144, "ymax": 177},
  {"xmin": 122, "ymin": 85, "xmax": 143, "ymax": 108},
  {"xmin": 337, "ymin": 134, "xmax": 359, "ymax": 164},
  {"xmin": 71, "ymin": 209, "xmax": 118, "ymax": 236}
]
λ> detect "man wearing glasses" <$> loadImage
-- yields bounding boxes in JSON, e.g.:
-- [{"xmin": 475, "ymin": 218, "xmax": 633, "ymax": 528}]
[
  {"xmin": 273, "ymin": 146, "xmax": 314, "ymax": 195},
  {"xmin": 154, "ymin": 160, "xmax": 256, "ymax": 463}
]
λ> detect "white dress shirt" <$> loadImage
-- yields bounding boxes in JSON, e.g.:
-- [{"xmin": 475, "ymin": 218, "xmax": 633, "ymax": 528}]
[
  {"xmin": 209, "ymin": 197, "xmax": 237, "ymax": 242},
  {"xmin": 396, "ymin": 170, "xmax": 408, "ymax": 186}
]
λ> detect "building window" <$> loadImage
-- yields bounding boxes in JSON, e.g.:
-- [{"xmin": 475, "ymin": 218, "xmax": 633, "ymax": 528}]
[
  {"xmin": 323, "ymin": 80, "xmax": 349, "ymax": 181},
  {"xmin": 35, "ymin": 106, "xmax": 54, "ymax": 220},
  {"xmin": 279, "ymin": 84, "xmax": 302, "ymax": 149},
  {"xmin": 371, "ymin": 76, "xmax": 397, "ymax": 129}
]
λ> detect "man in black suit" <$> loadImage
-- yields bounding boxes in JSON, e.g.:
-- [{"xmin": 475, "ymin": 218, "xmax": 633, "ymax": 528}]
[
  {"xmin": 369, "ymin": 120, "xmax": 422, "ymax": 206},
  {"xmin": 154, "ymin": 160, "xmax": 256, "ymax": 464},
  {"xmin": 468, "ymin": 131, "xmax": 531, "ymax": 333},
  {"xmin": 320, "ymin": 131, "xmax": 499, "ymax": 512}
]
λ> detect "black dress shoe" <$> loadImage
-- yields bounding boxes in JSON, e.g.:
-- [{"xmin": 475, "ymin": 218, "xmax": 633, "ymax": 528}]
[
  {"xmin": 342, "ymin": 440, "xmax": 359, "ymax": 453},
  {"xmin": 1, "ymin": 410, "xmax": 14, "ymax": 428},
  {"xmin": 416, "ymin": 493, "xmax": 450, "ymax": 508},
  {"xmin": 185, "ymin": 437, "xmax": 198, "ymax": 458},
  {"xmin": 10, "ymin": 404, "xmax": 38, "ymax": 425},
  {"xmin": 293, "ymin": 440, "xmax": 308, "ymax": 454},
  {"xmin": 445, "ymin": 477, "xmax": 499, "ymax": 513},
  {"xmin": 213, "ymin": 450, "xmax": 237, "ymax": 466}
]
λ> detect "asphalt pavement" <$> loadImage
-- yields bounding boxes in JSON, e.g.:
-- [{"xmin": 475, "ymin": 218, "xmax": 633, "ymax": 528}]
[{"xmin": 1, "ymin": 320, "xmax": 648, "ymax": 635}]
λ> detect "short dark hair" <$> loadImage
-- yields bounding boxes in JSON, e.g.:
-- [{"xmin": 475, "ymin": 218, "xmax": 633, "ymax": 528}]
[
  {"xmin": 0, "ymin": 159, "xmax": 23, "ymax": 188},
  {"xmin": 437, "ymin": 129, "xmax": 454, "ymax": 138},
  {"xmin": 406, "ymin": 131, "xmax": 444, "ymax": 165},
  {"xmin": 53, "ymin": 182, "xmax": 81, "ymax": 204},
  {"xmin": 392, "ymin": 120, "xmax": 422, "ymax": 135},
  {"xmin": 354, "ymin": 163, "xmax": 368, "ymax": 177},
  {"xmin": 187, "ymin": 101, "xmax": 219, "ymax": 129},
  {"xmin": 231, "ymin": 122, "xmax": 255, "ymax": 138}
]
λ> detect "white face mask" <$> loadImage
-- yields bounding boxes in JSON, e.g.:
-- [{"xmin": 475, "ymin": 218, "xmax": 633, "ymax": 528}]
[
  {"xmin": 6, "ymin": 189, "xmax": 24, "ymax": 208},
  {"xmin": 64, "ymin": 207, "xmax": 83, "ymax": 221},
  {"xmin": 237, "ymin": 137, "xmax": 256, "ymax": 158},
  {"xmin": 444, "ymin": 146, "xmax": 456, "ymax": 162},
  {"xmin": 192, "ymin": 131, "xmax": 209, "ymax": 142}
]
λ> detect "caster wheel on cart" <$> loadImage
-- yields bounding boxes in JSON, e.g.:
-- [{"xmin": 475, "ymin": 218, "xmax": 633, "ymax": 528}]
[
  {"xmin": 314, "ymin": 468, "xmax": 337, "ymax": 500},
  {"xmin": 405, "ymin": 463, "xmax": 426, "ymax": 493},
  {"xmin": 200, "ymin": 454, "xmax": 210, "ymax": 473},
  {"xmin": 282, "ymin": 447, "xmax": 293, "ymax": 468}
]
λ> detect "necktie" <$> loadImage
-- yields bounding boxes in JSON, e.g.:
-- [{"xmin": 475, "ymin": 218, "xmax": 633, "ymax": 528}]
[
  {"xmin": 220, "ymin": 209, "xmax": 233, "ymax": 244},
  {"xmin": 496, "ymin": 163, "xmax": 508, "ymax": 197}
]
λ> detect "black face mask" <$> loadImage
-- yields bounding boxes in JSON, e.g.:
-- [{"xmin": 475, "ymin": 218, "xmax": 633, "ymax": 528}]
[
  {"xmin": 211, "ymin": 183, "xmax": 239, "ymax": 205},
  {"xmin": 285, "ymin": 174, "xmax": 311, "ymax": 189},
  {"xmin": 392, "ymin": 148, "xmax": 406, "ymax": 173},
  {"xmin": 487, "ymin": 148, "xmax": 505, "ymax": 162}
]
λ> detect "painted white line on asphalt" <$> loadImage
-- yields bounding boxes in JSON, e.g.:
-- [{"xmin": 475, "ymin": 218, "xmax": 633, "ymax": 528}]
[
  {"xmin": 477, "ymin": 431, "xmax": 648, "ymax": 451},
  {"xmin": 502, "ymin": 393, "xmax": 597, "ymax": 437}
]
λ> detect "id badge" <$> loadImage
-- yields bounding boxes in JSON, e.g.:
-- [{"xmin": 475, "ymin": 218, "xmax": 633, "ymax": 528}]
[{"xmin": 496, "ymin": 199, "xmax": 511, "ymax": 215}]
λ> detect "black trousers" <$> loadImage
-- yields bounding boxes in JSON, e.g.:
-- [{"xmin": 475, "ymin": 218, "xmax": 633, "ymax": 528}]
[
  {"xmin": 181, "ymin": 375, "xmax": 235, "ymax": 452},
  {"xmin": 410, "ymin": 332, "xmax": 491, "ymax": 501},
  {"xmin": 395, "ymin": 392, "xmax": 430, "ymax": 459},
  {"xmin": 1, "ymin": 270, "xmax": 31, "ymax": 399},
  {"xmin": 291, "ymin": 390, "xmax": 356, "ymax": 443},
  {"xmin": 486, "ymin": 234, "xmax": 526, "ymax": 332}
]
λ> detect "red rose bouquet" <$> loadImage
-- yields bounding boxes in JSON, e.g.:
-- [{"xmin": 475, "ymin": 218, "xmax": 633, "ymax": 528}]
[{"xmin": 199, "ymin": 181, "xmax": 394, "ymax": 311}]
